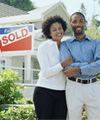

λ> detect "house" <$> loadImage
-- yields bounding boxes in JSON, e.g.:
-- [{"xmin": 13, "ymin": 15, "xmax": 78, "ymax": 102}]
[{"xmin": 0, "ymin": 1, "xmax": 72, "ymax": 84}]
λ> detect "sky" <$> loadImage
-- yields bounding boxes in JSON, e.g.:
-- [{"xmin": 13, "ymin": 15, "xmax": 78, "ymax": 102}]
[{"xmin": 31, "ymin": 0, "xmax": 100, "ymax": 25}]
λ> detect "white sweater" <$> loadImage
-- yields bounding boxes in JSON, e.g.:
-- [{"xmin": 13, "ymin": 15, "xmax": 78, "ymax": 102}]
[{"xmin": 36, "ymin": 39, "xmax": 66, "ymax": 90}]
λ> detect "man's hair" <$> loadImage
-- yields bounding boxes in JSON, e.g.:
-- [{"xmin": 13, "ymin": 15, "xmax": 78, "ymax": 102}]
[
  {"xmin": 70, "ymin": 12, "xmax": 86, "ymax": 22},
  {"xmin": 41, "ymin": 15, "xmax": 67, "ymax": 39}
]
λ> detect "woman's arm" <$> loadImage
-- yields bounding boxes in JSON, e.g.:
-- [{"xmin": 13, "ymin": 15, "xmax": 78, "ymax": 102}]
[
  {"xmin": 37, "ymin": 44, "xmax": 73, "ymax": 78},
  {"xmin": 61, "ymin": 57, "xmax": 74, "ymax": 68}
]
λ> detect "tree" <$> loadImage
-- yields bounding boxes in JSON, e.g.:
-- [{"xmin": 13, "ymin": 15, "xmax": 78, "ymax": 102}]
[
  {"xmin": 79, "ymin": 3, "xmax": 86, "ymax": 16},
  {"xmin": 85, "ymin": 25, "xmax": 100, "ymax": 39},
  {"xmin": 0, "ymin": 0, "xmax": 35, "ymax": 11},
  {"xmin": 79, "ymin": 3, "xmax": 87, "ymax": 30},
  {"xmin": 91, "ymin": 15, "xmax": 100, "ymax": 28},
  {"xmin": 93, "ymin": 0, "xmax": 100, "ymax": 4}
]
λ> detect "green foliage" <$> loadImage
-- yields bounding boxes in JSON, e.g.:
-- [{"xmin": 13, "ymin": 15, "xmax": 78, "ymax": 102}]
[
  {"xmin": 65, "ymin": 27, "xmax": 73, "ymax": 36},
  {"xmin": 0, "ymin": 69, "xmax": 24, "ymax": 104},
  {"xmin": 91, "ymin": 15, "xmax": 100, "ymax": 28},
  {"xmin": 0, "ymin": 106, "xmax": 36, "ymax": 120},
  {"xmin": 0, "ymin": 0, "xmax": 36, "ymax": 11},
  {"xmin": 82, "ymin": 106, "xmax": 87, "ymax": 120},
  {"xmin": 97, "ymin": 75, "xmax": 100, "ymax": 79},
  {"xmin": 85, "ymin": 25, "xmax": 100, "ymax": 40},
  {"xmin": 15, "ymin": 98, "xmax": 34, "ymax": 104},
  {"xmin": 0, "ymin": 106, "xmax": 87, "ymax": 120},
  {"xmin": 79, "ymin": 3, "xmax": 86, "ymax": 16}
]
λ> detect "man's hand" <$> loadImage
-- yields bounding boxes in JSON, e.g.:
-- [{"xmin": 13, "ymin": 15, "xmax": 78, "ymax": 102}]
[{"xmin": 63, "ymin": 66, "xmax": 81, "ymax": 77}]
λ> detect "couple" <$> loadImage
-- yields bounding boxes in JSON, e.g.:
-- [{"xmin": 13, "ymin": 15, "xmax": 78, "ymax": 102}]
[{"xmin": 33, "ymin": 12, "xmax": 100, "ymax": 120}]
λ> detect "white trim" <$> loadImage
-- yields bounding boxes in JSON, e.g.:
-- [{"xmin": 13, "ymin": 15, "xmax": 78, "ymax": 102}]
[
  {"xmin": 0, "ymin": 65, "xmax": 40, "ymax": 71},
  {"xmin": 0, "ymin": 14, "xmax": 41, "ymax": 25}
]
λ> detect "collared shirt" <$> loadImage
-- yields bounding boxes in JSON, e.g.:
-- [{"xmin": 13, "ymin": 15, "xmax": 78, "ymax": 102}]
[
  {"xmin": 36, "ymin": 39, "xmax": 66, "ymax": 90},
  {"xmin": 59, "ymin": 35, "xmax": 100, "ymax": 79}
]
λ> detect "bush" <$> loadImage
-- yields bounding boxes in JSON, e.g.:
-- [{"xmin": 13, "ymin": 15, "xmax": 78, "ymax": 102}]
[
  {"xmin": 0, "ymin": 106, "xmax": 36, "ymax": 120},
  {"xmin": 82, "ymin": 106, "xmax": 87, "ymax": 120},
  {"xmin": 97, "ymin": 75, "xmax": 100, "ymax": 79},
  {"xmin": 0, "ymin": 69, "xmax": 24, "ymax": 104},
  {"xmin": 0, "ymin": 106, "xmax": 87, "ymax": 120},
  {"xmin": 15, "ymin": 98, "xmax": 34, "ymax": 104}
]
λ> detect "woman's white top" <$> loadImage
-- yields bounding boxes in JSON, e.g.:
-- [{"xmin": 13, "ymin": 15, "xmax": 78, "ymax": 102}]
[{"xmin": 36, "ymin": 39, "xmax": 66, "ymax": 90}]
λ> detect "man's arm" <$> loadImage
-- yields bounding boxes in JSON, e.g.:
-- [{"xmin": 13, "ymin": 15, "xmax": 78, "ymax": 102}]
[
  {"xmin": 59, "ymin": 42, "xmax": 73, "ymax": 67},
  {"xmin": 63, "ymin": 39, "xmax": 100, "ymax": 77},
  {"xmin": 59, "ymin": 42, "xmax": 89, "ymax": 68},
  {"xmin": 63, "ymin": 62, "xmax": 97, "ymax": 77},
  {"xmin": 80, "ymin": 39, "xmax": 100, "ymax": 76}
]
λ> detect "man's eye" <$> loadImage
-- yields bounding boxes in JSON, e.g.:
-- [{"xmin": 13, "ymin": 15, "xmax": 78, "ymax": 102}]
[
  {"xmin": 80, "ymin": 20, "xmax": 84, "ymax": 23},
  {"xmin": 73, "ymin": 21, "xmax": 76, "ymax": 23}
]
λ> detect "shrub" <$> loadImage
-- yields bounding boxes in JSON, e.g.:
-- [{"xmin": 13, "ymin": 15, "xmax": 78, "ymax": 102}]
[
  {"xmin": 15, "ymin": 98, "xmax": 34, "ymax": 104},
  {"xmin": 0, "ymin": 106, "xmax": 36, "ymax": 120},
  {"xmin": 0, "ymin": 69, "xmax": 24, "ymax": 104},
  {"xmin": 82, "ymin": 106, "xmax": 87, "ymax": 120}
]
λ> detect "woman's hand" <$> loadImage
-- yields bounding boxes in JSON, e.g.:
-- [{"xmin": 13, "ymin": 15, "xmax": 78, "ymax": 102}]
[
  {"xmin": 88, "ymin": 61, "xmax": 94, "ymax": 64},
  {"xmin": 96, "ymin": 72, "xmax": 100, "ymax": 76},
  {"xmin": 61, "ymin": 57, "xmax": 74, "ymax": 68}
]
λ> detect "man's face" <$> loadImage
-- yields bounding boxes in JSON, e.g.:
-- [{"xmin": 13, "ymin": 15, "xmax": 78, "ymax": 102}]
[{"xmin": 70, "ymin": 14, "xmax": 86, "ymax": 35}]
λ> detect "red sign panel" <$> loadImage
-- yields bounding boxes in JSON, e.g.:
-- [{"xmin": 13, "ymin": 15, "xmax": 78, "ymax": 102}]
[{"xmin": 0, "ymin": 25, "xmax": 34, "ymax": 53}]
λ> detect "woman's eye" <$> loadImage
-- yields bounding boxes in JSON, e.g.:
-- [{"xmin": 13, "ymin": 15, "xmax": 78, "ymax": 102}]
[
  {"xmin": 53, "ymin": 29, "xmax": 56, "ymax": 31},
  {"xmin": 59, "ymin": 27, "xmax": 62, "ymax": 30}
]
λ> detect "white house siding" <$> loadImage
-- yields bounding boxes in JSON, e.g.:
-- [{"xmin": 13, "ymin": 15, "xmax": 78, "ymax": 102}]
[
  {"xmin": 11, "ymin": 56, "xmax": 24, "ymax": 82},
  {"xmin": 31, "ymin": 56, "xmax": 40, "ymax": 84},
  {"xmin": 44, "ymin": 6, "xmax": 70, "ymax": 29},
  {"xmin": 34, "ymin": 22, "xmax": 42, "ymax": 29},
  {"xmin": 34, "ymin": 39, "xmax": 43, "ymax": 50},
  {"xmin": 10, "ymin": 55, "xmax": 40, "ymax": 84}
]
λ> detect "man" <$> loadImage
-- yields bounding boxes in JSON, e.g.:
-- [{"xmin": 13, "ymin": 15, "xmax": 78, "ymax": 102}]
[{"xmin": 59, "ymin": 12, "xmax": 100, "ymax": 120}]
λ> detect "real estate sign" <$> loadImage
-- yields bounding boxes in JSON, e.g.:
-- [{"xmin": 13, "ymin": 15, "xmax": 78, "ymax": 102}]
[{"xmin": 0, "ymin": 24, "xmax": 34, "ymax": 54}]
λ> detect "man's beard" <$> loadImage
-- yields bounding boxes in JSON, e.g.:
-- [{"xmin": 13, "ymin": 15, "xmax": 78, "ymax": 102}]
[{"xmin": 73, "ymin": 29, "xmax": 84, "ymax": 35}]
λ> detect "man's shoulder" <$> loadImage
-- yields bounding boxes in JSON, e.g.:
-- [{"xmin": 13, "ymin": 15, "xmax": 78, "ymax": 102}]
[
  {"xmin": 62, "ymin": 38, "xmax": 72, "ymax": 44},
  {"xmin": 88, "ymin": 37, "xmax": 100, "ymax": 44}
]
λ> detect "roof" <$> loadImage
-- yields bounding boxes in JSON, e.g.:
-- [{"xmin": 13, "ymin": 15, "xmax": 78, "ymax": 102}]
[
  {"xmin": 0, "ymin": 2, "xmax": 27, "ymax": 18},
  {"xmin": 28, "ymin": 3, "xmax": 55, "ymax": 15},
  {"xmin": 0, "ymin": 1, "xmax": 70, "ymax": 25},
  {"xmin": 28, "ymin": 1, "xmax": 70, "ymax": 20}
]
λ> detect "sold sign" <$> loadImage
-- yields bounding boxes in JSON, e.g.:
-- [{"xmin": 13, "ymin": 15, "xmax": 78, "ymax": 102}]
[
  {"xmin": 2, "ymin": 28, "xmax": 28, "ymax": 45},
  {"xmin": 0, "ymin": 25, "xmax": 34, "ymax": 53}
]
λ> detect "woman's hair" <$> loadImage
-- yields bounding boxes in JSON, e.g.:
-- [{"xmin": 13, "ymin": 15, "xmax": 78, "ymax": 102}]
[{"xmin": 41, "ymin": 15, "xmax": 67, "ymax": 39}]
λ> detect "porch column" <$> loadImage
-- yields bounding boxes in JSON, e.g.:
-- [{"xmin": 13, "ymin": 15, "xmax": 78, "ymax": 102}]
[
  {"xmin": 25, "ymin": 54, "xmax": 31, "ymax": 81},
  {"xmin": 5, "ymin": 57, "xmax": 12, "ymax": 69}
]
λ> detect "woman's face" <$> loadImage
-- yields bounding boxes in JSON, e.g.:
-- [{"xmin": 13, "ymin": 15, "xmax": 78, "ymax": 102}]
[{"xmin": 50, "ymin": 22, "xmax": 64, "ymax": 42}]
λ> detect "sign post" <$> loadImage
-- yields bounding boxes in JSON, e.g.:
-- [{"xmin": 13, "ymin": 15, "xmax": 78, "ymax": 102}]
[{"xmin": 0, "ymin": 24, "xmax": 34, "ymax": 81}]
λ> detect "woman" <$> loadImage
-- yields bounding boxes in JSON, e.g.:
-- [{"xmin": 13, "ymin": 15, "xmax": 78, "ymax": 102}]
[{"xmin": 33, "ymin": 15, "xmax": 74, "ymax": 120}]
